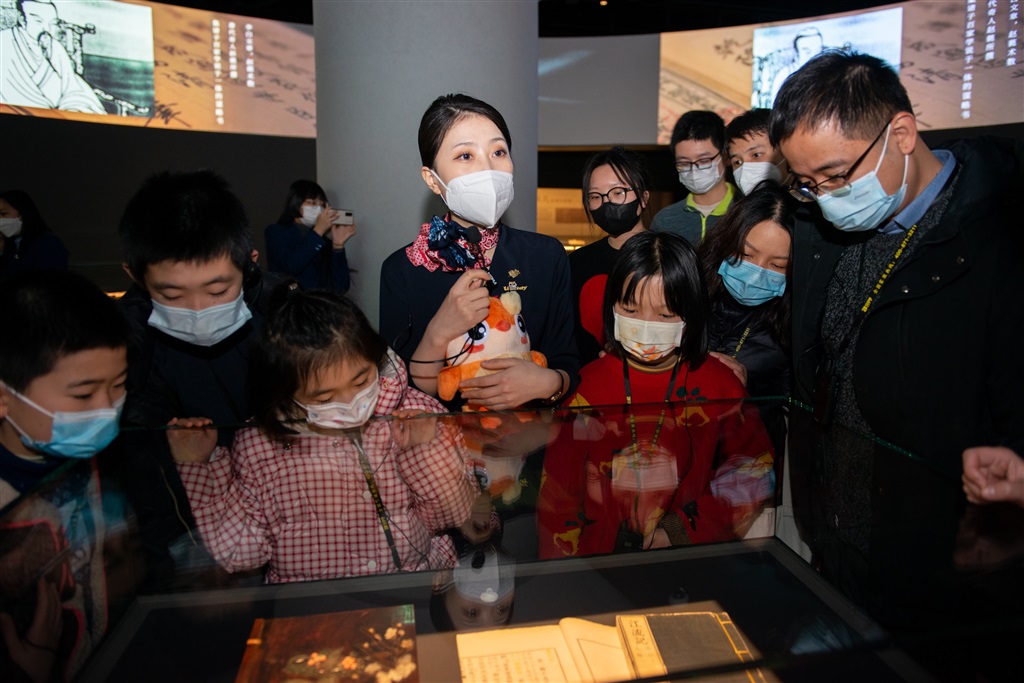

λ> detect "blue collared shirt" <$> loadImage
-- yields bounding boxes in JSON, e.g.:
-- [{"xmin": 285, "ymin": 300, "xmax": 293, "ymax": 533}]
[{"xmin": 881, "ymin": 149, "xmax": 956, "ymax": 235}]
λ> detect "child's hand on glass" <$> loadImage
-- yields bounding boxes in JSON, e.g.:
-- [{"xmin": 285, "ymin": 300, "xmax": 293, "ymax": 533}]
[
  {"xmin": 166, "ymin": 417, "xmax": 218, "ymax": 463},
  {"xmin": 390, "ymin": 409, "xmax": 437, "ymax": 448}
]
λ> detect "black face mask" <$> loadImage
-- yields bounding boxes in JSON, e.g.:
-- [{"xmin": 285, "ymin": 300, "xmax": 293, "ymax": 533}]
[{"xmin": 590, "ymin": 198, "xmax": 641, "ymax": 237}]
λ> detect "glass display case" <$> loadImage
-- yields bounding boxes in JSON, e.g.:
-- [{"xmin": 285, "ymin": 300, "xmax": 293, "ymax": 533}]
[{"xmin": 1, "ymin": 398, "xmax": 1020, "ymax": 682}]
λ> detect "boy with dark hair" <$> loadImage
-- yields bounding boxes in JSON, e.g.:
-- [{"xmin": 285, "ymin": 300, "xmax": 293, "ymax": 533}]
[
  {"xmin": 651, "ymin": 110, "xmax": 735, "ymax": 244},
  {"xmin": 725, "ymin": 108, "xmax": 789, "ymax": 196},
  {"xmin": 116, "ymin": 170, "xmax": 281, "ymax": 589},
  {"xmin": 770, "ymin": 50, "xmax": 1023, "ymax": 679},
  {"xmin": 0, "ymin": 270, "xmax": 129, "ymax": 682}
]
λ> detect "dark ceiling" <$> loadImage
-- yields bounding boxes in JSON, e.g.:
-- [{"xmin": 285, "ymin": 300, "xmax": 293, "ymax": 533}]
[{"xmin": 154, "ymin": 0, "xmax": 895, "ymax": 35}]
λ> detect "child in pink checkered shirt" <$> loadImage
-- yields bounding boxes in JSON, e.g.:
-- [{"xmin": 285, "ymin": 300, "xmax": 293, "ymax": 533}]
[{"xmin": 168, "ymin": 286, "xmax": 482, "ymax": 583}]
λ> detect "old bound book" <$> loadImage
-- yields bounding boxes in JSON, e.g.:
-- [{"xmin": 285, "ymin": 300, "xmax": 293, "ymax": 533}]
[
  {"xmin": 456, "ymin": 601, "xmax": 771, "ymax": 683},
  {"xmin": 235, "ymin": 605, "xmax": 418, "ymax": 683}
]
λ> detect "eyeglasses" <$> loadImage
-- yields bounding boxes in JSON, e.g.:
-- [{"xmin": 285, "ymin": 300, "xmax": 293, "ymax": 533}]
[
  {"xmin": 674, "ymin": 151, "xmax": 721, "ymax": 173},
  {"xmin": 586, "ymin": 186, "xmax": 635, "ymax": 210},
  {"xmin": 786, "ymin": 122, "xmax": 890, "ymax": 202}
]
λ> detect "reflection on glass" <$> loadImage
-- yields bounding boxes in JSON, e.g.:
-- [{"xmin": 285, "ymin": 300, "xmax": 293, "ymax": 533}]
[
  {"xmin": 4, "ymin": 402, "xmax": 1024, "ymax": 682},
  {"xmin": 538, "ymin": 401, "xmax": 776, "ymax": 558},
  {"xmin": 0, "ymin": 461, "xmax": 139, "ymax": 682},
  {"xmin": 431, "ymin": 543, "xmax": 516, "ymax": 632},
  {"xmin": 175, "ymin": 414, "xmax": 479, "ymax": 583}
]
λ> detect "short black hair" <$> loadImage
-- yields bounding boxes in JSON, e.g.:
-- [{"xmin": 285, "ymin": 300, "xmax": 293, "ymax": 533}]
[
  {"xmin": 419, "ymin": 94, "xmax": 512, "ymax": 168},
  {"xmin": 250, "ymin": 283, "xmax": 388, "ymax": 440},
  {"xmin": 276, "ymin": 179, "xmax": 328, "ymax": 225},
  {"xmin": 0, "ymin": 270, "xmax": 129, "ymax": 392},
  {"xmin": 0, "ymin": 189, "xmax": 54, "ymax": 245},
  {"xmin": 118, "ymin": 170, "xmax": 254, "ymax": 282},
  {"xmin": 602, "ymin": 232, "xmax": 709, "ymax": 368},
  {"xmin": 669, "ymin": 110, "xmax": 726, "ymax": 153},
  {"xmin": 697, "ymin": 181, "xmax": 794, "ymax": 347},
  {"xmin": 725, "ymin": 109, "xmax": 772, "ymax": 146},
  {"xmin": 768, "ymin": 51, "xmax": 912, "ymax": 147},
  {"xmin": 580, "ymin": 146, "xmax": 651, "ymax": 226}
]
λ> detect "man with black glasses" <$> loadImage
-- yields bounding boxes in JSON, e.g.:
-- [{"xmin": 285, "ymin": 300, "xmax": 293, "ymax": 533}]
[
  {"xmin": 770, "ymin": 50, "xmax": 1023, "ymax": 680},
  {"xmin": 651, "ymin": 110, "xmax": 735, "ymax": 245}
]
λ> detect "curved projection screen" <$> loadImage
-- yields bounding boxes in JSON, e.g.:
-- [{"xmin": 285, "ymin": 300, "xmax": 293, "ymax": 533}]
[
  {"xmin": 662, "ymin": 0, "xmax": 1022, "ymax": 141},
  {"xmin": 4, "ymin": 1, "xmax": 1019, "ymax": 142},
  {"xmin": 0, "ymin": 0, "xmax": 315, "ymax": 137},
  {"xmin": 540, "ymin": 0, "xmax": 1022, "ymax": 147}
]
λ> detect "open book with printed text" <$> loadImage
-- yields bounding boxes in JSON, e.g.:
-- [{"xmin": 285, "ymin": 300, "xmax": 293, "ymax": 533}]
[{"xmin": 456, "ymin": 601, "xmax": 772, "ymax": 683}]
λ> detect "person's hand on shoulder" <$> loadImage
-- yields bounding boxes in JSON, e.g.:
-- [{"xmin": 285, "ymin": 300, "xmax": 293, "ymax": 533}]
[
  {"xmin": 963, "ymin": 446, "xmax": 1024, "ymax": 507},
  {"xmin": 709, "ymin": 351, "xmax": 748, "ymax": 388}
]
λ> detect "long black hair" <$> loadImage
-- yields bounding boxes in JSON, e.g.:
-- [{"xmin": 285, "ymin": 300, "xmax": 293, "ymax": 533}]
[
  {"xmin": 0, "ymin": 189, "xmax": 55, "ymax": 246},
  {"xmin": 249, "ymin": 282, "xmax": 388, "ymax": 439},
  {"xmin": 602, "ymin": 232, "xmax": 710, "ymax": 369},
  {"xmin": 698, "ymin": 181, "xmax": 794, "ymax": 347},
  {"xmin": 276, "ymin": 179, "xmax": 328, "ymax": 225}
]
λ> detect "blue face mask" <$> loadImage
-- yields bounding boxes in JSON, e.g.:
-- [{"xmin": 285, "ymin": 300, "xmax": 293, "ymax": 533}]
[
  {"xmin": 3, "ymin": 384, "xmax": 124, "ymax": 459},
  {"xmin": 148, "ymin": 290, "xmax": 252, "ymax": 347},
  {"xmin": 815, "ymin": 125, "xmax": 908, "ymax": 232},
  {"xmin": 718, "ymin": 258, "xmax": 787, "ymax": 306}
]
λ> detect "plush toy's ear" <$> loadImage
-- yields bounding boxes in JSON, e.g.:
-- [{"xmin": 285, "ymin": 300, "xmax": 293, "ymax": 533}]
[
  {"xmin": 437, "ymin": 366, "xmax": 461, "ymax": 401},
  {"xmin": 499, "ymin": 291, "xmax": 522, "ymax": 316}
]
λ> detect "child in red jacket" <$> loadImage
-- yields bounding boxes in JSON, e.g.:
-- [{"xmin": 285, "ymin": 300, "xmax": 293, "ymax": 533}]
[{"xmin": 539, "ymin": 232, "xmax": 776, "ymax": 558}]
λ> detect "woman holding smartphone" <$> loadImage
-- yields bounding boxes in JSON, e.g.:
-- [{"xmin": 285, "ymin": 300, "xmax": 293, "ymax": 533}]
[{"xmin": 265, "ymin": 179, "xmax": 355, "ymax": 292}]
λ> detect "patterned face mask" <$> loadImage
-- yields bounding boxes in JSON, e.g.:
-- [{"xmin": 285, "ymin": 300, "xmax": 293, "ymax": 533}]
[
  {"xmin": 294, "ymin": 375, "xmax": 381, "ymax": 430},
  {"xmin": 613, "ymin": 312, "xmax": 686, "ymax": 363}
]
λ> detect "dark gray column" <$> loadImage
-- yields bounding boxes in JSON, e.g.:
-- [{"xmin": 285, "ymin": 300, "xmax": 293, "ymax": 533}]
[{"xmin": 313, "ymin": 0, "xmax": 539, "ymax": 325}]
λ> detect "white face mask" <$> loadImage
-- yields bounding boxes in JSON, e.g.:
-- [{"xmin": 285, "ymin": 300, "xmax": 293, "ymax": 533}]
[
  {"xmin": 678, "ymin": 162, "xmax": 723, "ymax": 195},
  {"xmin": 148, "ymin": 290, "xmax": 253, "ymax": 347},
  {"xmin": 732, "ymin": 160, "xmax": 785, "ymax": 196},
  {"xmin": 299, "ymin": 204, "xmax": 323, "ymax": 227},
  {"xmin": 432, "ymin": 169, "xmax": 514, "ymax": 229},
  {"xmin": 0, "ymin": 216, "xmax": 23, "ymax": 238},
  {"xmin": 613, "ymin": 312, "xmax": 686, "ymax": 363},
  {"xmin": 294, "ymin": 375, "xmax": 381, "ymax": 430}
]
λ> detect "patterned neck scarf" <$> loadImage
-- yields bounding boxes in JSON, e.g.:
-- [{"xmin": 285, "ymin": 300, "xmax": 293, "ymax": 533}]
[{"xmin": 405, "ymin": 214, "xmax": 500, "ymax": 272}]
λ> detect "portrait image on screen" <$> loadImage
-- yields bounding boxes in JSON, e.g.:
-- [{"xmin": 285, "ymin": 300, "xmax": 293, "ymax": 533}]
[
  {"xmin": 0, "ymin": 0, "xmax": 317, "ymax": 137},
  {"xmin": 0, "ymin": 0, "xmax": 154, "ymax": 116},
  {"xmin": 752, "ymin": 7, "xmax": 904, "ymax": 108}
]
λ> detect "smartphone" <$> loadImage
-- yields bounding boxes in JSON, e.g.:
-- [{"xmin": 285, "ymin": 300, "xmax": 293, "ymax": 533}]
[{"xmin": 334, "ymin": 210, "xmax": 354, "ymax": 225}]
